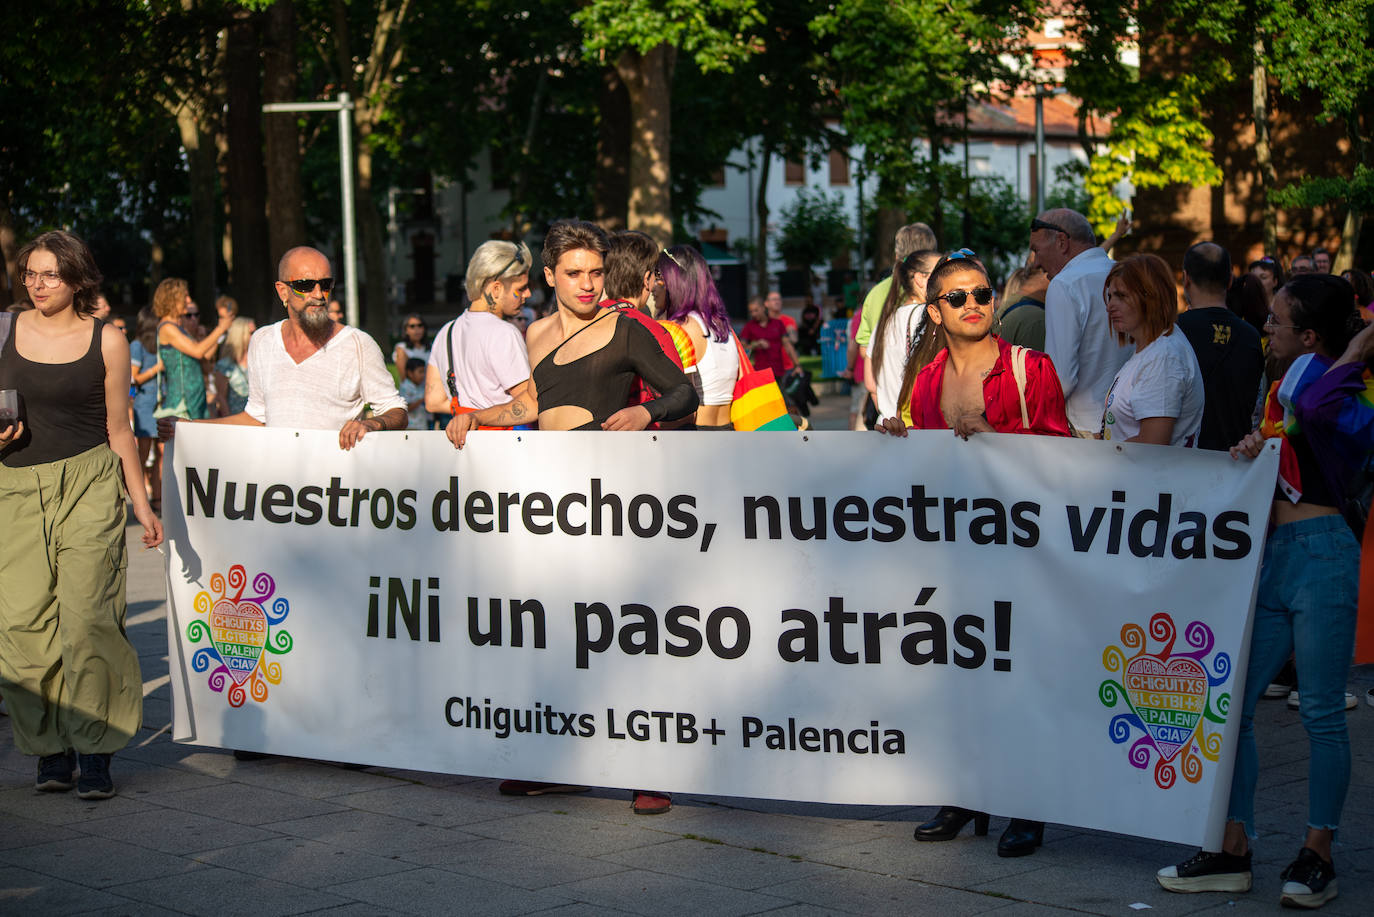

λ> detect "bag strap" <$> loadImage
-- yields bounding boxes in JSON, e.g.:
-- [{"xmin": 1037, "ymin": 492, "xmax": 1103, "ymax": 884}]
[
  {"xmin": 733, "ymin": 332, "xmax": 754, "ymax": 376},
  {"xmin": 445, "ymin": 322, "xmax": 460, "ymax": 399},
  {"xmin": 1010, "ymin": 345, "xmax": 1030, "ymax": 429}
]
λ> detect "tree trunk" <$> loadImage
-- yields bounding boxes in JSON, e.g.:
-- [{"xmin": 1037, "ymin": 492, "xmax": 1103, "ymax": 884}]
[
  {"xmin": 594, "ymin": 67, "xmax": 631, "ymax": 230},
  {"xmin": 224, "ymin": 9, "xmax": 271, "ymax": 311},
  {"xmin": 754, "ymin": 142, "xmax": 773, "ymax": 302},
  {"xmin": 926, "ymin": 111, "xmax": 944, "ymax": 246},
  {"xmin": 1252, "ymin": 36, "xmax": 1277, "ymax": 255},
  {"xmin": 616, "ymin": 44, "xmax": 676, "ymax": 245},
  {"xmin": 0, "ymin": 195, "xmax": 17, "ymax": 308},
  {"xmin": 511, "ymin": 66, "xmax": 550, "ymax": 237},
  {"xmin": 175, "ymin": 105, "xmax": 220, "ymax": 316},
  {"xmin": 263, "ymin": 0, "xmax": 305, "ymax": 273},
  {"xmin": 353, "ymin": 109, "xmax": 390, "ymax": 341}
]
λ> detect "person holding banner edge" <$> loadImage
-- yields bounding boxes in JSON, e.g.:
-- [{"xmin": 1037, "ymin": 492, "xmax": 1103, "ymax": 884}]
[
  {"xmin": 1156, "ymin": 273, "xmax": 1366, "ymax": 909},
  {"xmin": 159, "ymin": 246, "xmax": 407, "ymax": 450},
  {"xmin": 879, "ymin": 249, "xmax": 1070, "ymax": 857}
]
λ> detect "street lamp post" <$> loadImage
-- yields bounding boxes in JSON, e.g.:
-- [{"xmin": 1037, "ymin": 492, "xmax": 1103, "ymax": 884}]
[
  {"xmin": 1032, "ymin": 84, "xmax": 1066, "ymax": 216},
  {"xmin": 262, "ymin": 93, "xmax": 358, "ymax": 327}
]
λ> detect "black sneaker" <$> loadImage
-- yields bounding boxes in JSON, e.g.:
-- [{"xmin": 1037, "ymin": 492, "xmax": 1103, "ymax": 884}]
[
  {"xmin": 76, "ymin": 753, "xmax": 116, "ymax": 800},
  {"xmin": 1279, "ymin": 847, "xmax": 1337, "ymax": 908},
  {"xmin": 35, "ymin": 751, "xmax": 75, "ymax": 792},
  {"xmin": 1157, "ymin": 849, "xmax": 1252, "ymax": 893}
]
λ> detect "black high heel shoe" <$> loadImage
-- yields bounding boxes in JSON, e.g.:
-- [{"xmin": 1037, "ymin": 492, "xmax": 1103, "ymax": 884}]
[
  {"xmin": 914, "ymin": 806, "xmax": 990, "ymax": 841},
  {"xmin": 997, "ymin": 819, "xmax": 1044, "ymax": 857}
]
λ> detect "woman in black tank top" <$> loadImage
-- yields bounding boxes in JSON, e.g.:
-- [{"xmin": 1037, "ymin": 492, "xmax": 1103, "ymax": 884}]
[{"xmin": 0, "ymin": 231, "xmax": 163, "ymax": 802}]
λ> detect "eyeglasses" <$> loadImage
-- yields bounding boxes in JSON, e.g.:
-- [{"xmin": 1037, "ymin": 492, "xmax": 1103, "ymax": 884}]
[
  {"xmin": 183, "ymin": 309, "xmax": 200, "ymax": 317},
  {"xmin": 1264, "ymin": 313, "xmax": 1301, "ymax": 330},
  {"xmin": 405, "ymin": 322, "xmax": 424, "ymax": 329},
  {"xmin": 283, "ymin": 277, "xmax": 334, "ymax": 295},
  {"xmin": 21, "ymin": 270, "xmax": 63, "ymax": 288},
  {"xmin": 931, "ymin": 286, "xmax": 995, "ymax": 309}
]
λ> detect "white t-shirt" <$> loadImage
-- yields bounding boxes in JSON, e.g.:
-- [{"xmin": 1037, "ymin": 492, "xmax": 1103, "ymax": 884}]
[
  {"xmin": 427, "ymin": 310, "xmax": 531, "ymax": 410},
  {"xmin": 1102, "ymin": 329, "xmax": 1204, "ymax": 447},
  {"xmin": 874, "ymin": 301, "xmax": 926, "ymax": 422},
  {"xmin": 244, "ymin": 322, "xmax": 407, "ymax": 430},
  {"xmin": 1044, "ymin": 247, "xmax": 1132, "ymax": 431}
]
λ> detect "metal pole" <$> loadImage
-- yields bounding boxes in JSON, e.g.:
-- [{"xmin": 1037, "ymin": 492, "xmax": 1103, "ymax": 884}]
[
  {"xmin": 261, "ymin": 95, "xmax": 357, "ymax": 326},
  {"xmin": 1034, "ymin": 88, "xmax": 1045, "ymax": 217},
  {"xmin": 337, "ymin": 93, "xmax": 359, "ymax": 328}
]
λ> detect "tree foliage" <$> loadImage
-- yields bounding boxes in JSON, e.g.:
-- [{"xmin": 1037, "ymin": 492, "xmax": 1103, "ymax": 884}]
[{"xmin": 773, "ymin": 188, "xmax": 854, "ymax": 267}]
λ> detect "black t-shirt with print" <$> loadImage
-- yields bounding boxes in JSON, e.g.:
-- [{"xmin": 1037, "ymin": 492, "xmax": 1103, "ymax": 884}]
[{"xmin": 1176, "ymin": 306, "xmax": 1264, "ymax": 451}]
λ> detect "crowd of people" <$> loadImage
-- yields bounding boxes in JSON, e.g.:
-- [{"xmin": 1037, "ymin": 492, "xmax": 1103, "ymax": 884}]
[{"xmin": 0, "ymin": 210, "xmax": 1370, "ymax": 908}]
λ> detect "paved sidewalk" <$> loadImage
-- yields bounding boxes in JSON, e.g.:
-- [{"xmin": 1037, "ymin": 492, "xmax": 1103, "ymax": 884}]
[{"xmin": 2, "ymin": 498, "xmax": 1371, "ymax": 916}]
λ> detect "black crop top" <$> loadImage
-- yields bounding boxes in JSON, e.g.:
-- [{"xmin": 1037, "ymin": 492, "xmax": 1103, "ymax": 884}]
[
  {"xmin": 1282, "ymin": 429, "xmax": 1337, "ymax": 507},
  {"xmin": 534, "ymin": 311, "xmax": 697, "ymax": 429},
  {"xmin": 0, "ymin": 317, "xmax": 109, "ymax": 467}
]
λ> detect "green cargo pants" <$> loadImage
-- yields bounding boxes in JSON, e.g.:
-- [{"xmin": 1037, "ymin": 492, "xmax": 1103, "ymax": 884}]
[{"xmin": 0, "ymin": 445, "xmax": 142, "ymax": 755}]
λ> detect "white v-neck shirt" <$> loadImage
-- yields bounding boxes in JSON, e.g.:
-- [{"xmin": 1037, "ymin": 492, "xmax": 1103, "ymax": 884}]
[{"xmin": 244, "ymin": 321, "xmax": 406, "ymax": 429}]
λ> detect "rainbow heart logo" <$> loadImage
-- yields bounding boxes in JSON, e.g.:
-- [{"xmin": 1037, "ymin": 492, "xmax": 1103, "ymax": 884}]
[
  {"xmin": 1100, "ymin": 613, "xmax": 1231, "ymax": 790},
  {"xmin": 188, "ymin": 565, "xmax": 293, "ymax": 707}
]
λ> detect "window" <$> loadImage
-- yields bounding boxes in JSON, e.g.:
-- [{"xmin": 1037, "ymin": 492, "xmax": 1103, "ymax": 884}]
[
  {"xmin": 829, "ymin": 147, "xmax": 850, "ymax": 186},
  {"xmin": 784, "ymin": 159, "xmax": 806, "ymax": 185}
]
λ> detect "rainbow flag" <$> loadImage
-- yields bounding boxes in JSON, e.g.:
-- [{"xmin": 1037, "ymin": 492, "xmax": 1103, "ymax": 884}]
[{"xmin": 731, "ymin": 369, "xmax": 797, "ymax": 431}]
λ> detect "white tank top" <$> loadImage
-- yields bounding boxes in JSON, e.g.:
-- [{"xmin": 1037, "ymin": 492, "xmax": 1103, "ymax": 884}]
[{"xmin": 688, "ymin": 313, "xmax": 738, "ymax": 405}]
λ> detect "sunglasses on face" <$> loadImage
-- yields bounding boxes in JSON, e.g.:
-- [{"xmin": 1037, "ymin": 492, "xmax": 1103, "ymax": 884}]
[
  {"xmin": 284, "ymin": 278, "xmax": 335, "ymax": 295},
  {"xmin": 1030, "ymin": 218, "xmax": 1068, "ymax": 235},
  {"xmin": 931, "ymin": 286, "xmax": 994, "ymax": 309}
]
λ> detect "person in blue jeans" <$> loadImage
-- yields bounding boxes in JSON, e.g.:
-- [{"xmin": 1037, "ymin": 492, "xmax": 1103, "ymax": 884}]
[{"xmin": 1157, "ymin": 273, "xmax": 1368, "ymax": 909}]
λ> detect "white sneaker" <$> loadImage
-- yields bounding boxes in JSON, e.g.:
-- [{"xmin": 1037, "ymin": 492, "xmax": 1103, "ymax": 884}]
[{"xmin": 1287, "ymin": 691, "xmax": 1358, "ymax": 711}]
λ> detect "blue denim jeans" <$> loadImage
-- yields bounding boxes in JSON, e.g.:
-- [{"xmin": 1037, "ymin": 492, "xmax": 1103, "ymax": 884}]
[{"xmin": 1227, "ymin": 514, "xmax": 1359, "ymax": 838}]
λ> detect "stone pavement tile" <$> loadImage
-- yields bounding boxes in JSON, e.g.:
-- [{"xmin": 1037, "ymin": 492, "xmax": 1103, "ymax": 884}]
[
  {"xmin": 224, "ymin": 758, "xmax": 405, "ymax": 799},
  {"xmin": 74, "ymin": 905, "xmax": 195, "ymax": 917},
  {"xmin": 697, "ymin": 795, "xmax": 921, "ymax": 823},
  {"xmin": 367, "ymin": 767, "xmax": 479, "ymax": 788},
  {"xmin": 603, "ymin": 836, "xmax": 838, "ymax": 890},
  {"xmin": 547, "ymin": 868, "xmax": 792, "ymax": 917},
  {"xmin": 811, "ymin": 831, "xmax": 1039, "ymax": 887},
  {"xmin": 114, "ymin": 864, "xmax": 352, "ymax": 917},
  {"xmin": 326, "ymin": 866, "xmax": 571, "ymax": 916},
  {"xmin": 969, "ymin": 860, "xmax": 1233, "ymax": 917},
  {"xmin": 962, "ymin": 906, "xmax": 1086, "ymax": 917},
  {"xmin": 529, "ymin": 904, "xmax": 641, "ymax": 917},
  {"xmin": 399, "ymin": 836, "xmax": 630, "ymax": 889},
  {"xmin": 644, "ymin": 808, "xmax": 890, "ymax": 859},
  {"xmin": 334, "ymin": 783, "xmax": 518, "ymax": 827},
  {"xmin": 0, "ymin": 865, "xmax": 130, "ymax": 916},
  {"xmin": 192, "ymin": 835, "xmax": 417, "ymax": 887},
  {"xmin": 101, "ymin": 756, "xmax": 226, "ymax": 797},
  {"xmin": 79, "ymin": 805, "xmax": 281, "ymax": 855},
  {"xmin": 758, "ymin": 870, "xmax": 1012, "ymax": 917},
  {"xmin": 463, "ymin": 811, "xmax": 681, "ymax": 857},
  {"xmin": 0, "ymin": 814, "xmax": 83, "ymax": 850},
  {"xmin": 155, "ymin": 780, "xmax": 348, "ymax": 825},
  {"xmin": 140, "ymin": 697, "xmax": 172, "ymax": 725},
  {"xmin": 0, "ymin": 785, "xmax": 158, "ymax": 826},
  {"xmin": 0, "ymin": 835, "xmax": 199, "ymax": 888},
  {"xmin": 1029, "ymin": 830, "xmax": 1192, "ymax": 868},
  {"xmin": 264, "ymin": 809, "xmax": 479, "ymax": 857},
  {"xmin": 302, "ymin": 905, "xmax": 411, "ymax": 917},
  {"xmin": 746, "ymin": 906, "xmax": 851, "ymax": 917},
  {"xmin": 118, "ymin": 737, "xmax": 236, "ymax": 773}
]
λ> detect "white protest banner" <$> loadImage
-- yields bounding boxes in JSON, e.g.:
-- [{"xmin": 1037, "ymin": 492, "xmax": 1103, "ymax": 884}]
[{"xmin": 163, "ymin": 425, "xmax": 1276, "ymax": 847}]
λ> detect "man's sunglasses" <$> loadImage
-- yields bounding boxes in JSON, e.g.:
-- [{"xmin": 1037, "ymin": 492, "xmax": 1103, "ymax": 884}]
[
  {"xmin": 284, "ymin": 277, "xmax": 335, "ymax": 295},
  {"xmin": 1030, "ymin": 218, "xmax": 1068, "ymax": 235},
  {"xmin": 931, "ymin": 286, "xmax": 994, "ymax": 308}
]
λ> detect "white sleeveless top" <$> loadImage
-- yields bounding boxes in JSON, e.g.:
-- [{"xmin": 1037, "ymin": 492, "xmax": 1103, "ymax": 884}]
[{"xmin": 688, "ymin": 313, "xmax": 738, "ymax": 405}]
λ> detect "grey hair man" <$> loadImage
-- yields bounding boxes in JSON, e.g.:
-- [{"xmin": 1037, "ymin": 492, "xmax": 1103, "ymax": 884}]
[{"xmin": 1028, "ymin": 208, "xmax": 1131, "ymax": 436}]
